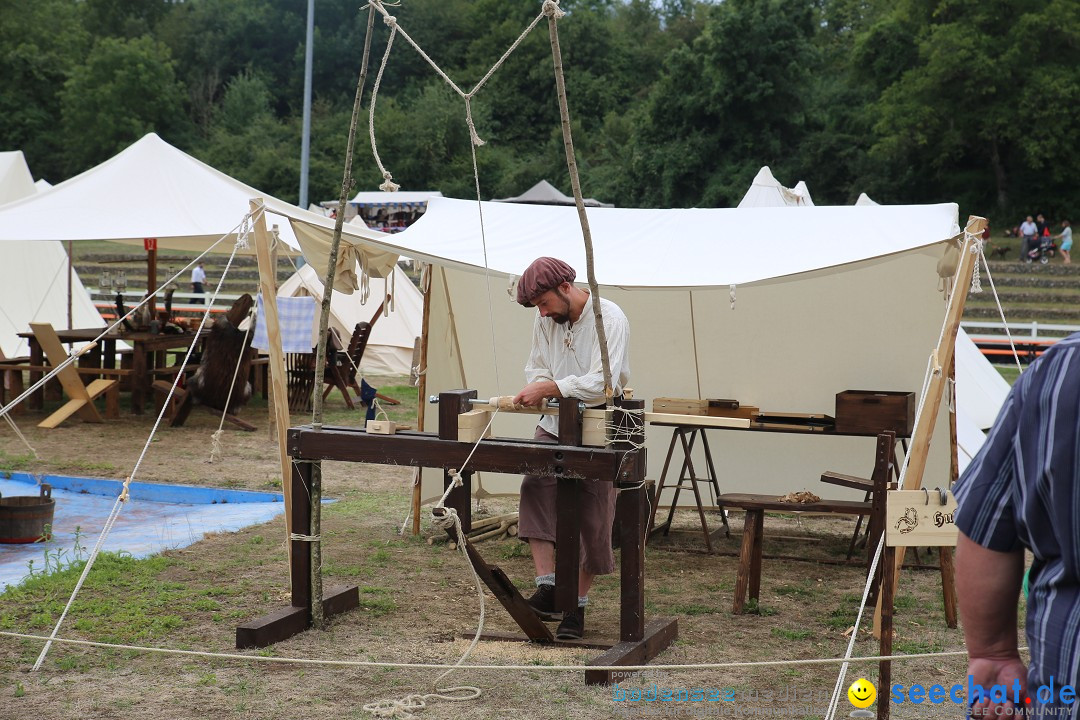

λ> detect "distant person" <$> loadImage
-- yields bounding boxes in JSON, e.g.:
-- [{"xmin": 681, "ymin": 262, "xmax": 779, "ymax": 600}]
[
  {"xmin": 1019, "ymin": 216, "xmax": 1038, "ymax": 260},
  {"xmin": 1036, "ymin": 213, "xmax": 1049, "ymax": 239},
  {"xmin": 1054, "ymin": 220, "xmax": 1072, "ymax": 264},
  {"xmin": 191, "ymin": 262, "xmax": 207, "ymax": 305}
]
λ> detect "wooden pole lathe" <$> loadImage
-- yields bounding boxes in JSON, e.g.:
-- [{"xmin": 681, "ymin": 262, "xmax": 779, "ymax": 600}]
[
  {"xmin": 872, "ymin": 215, "xmax": 986, "ymax": 637},
  {"xmin": 251, "ymin": 200, "xmax": 295, "ymax": 576}
]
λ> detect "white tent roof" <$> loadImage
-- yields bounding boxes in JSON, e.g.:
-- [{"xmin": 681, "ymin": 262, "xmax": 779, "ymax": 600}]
[
  {"xmin": 376, "ymin": 196, "xmax": 959, "ymax": 287},
  {"xmin": 0, "ymin": 134, "xmax": 391, "ymax": 260},
  {"xmin": 277, "ymin": 263, "xmax": 421, "ymax": 376},
  {"xmin": 349, "ymin": 190, "xmax": 442, "ymax": 207},
  {"xmin": 737, "ymin": 167, "xmax": 813, "ymax": 208},
  {"xmin": 855, "ymin": 192, "xmax": 878, "ymax": 206},
  {"xmin": 494, "ymin": 179, "xmax": 613, "ymax": 208},
  {"xmin": 0, "ymin": 152, "xmax": 103, "ymax": 356}
]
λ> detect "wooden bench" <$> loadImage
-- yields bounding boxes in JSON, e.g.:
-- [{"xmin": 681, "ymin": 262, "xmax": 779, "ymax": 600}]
[{"xmin": 717, "ymin": 494, "xmax": 875, "ymax": 614}]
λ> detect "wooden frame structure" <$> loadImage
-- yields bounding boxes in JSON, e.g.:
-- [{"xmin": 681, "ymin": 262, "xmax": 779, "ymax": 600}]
[{"xmin": 237, "ymin": 389, "xmax": 677, "ymax": 685}]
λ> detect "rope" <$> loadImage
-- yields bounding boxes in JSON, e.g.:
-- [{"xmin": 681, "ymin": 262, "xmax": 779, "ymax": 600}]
[
  {"xmin": 4, "ymin": 629, "xmax": 985, "ymax": 672},
  {"xmin": 977, "ymin": 251, "xmax": 1024, "ymax": 374},
  {"xmin": 823, "ymin": 532, "xmax": 886, "ymax": 720},
  {"xmin": 30, "ymin": 227, "xmax": 250, "ymax": 672},
  {"xmin": 364, "ymin": 408, "xmax": 500, "ymax": 717},
  {"xmin": 2, "ymin": 413, "xmax": 39, "ymax": 459},
  {"xmin": 208, "ymin": 300, "xmax": 256, "ymax": 464},
  {"xmin": 368, "ymin": 16, "xmax": 400, "ymax": 192}
]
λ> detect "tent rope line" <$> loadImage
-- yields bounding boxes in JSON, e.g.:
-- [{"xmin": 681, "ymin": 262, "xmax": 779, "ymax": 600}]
[
  {"xmin": 0, "ymin": 628, "xmax": 991, "ymax": 672},
  {"xmin": 972, "ymin": 239, "xmax": 1024, "ymax": 373},
  {"xmin": 30, "ymin": 225, "xmax": 251, "ymax": 672}
]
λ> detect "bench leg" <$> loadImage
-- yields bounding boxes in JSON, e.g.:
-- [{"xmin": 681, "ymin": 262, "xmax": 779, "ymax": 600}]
[
  {"xmin": 105, "ymin": 384, "xmax": 120, "ymax": 419},
  {"xmin": 732, "ymin": 509, "xmax": 763, "ymax": 614}
]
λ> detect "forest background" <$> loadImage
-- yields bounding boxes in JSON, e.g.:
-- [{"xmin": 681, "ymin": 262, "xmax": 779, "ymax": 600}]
[{"xmin": 2, "ymin": 0, "xmax": 1077, "ymax": 223}]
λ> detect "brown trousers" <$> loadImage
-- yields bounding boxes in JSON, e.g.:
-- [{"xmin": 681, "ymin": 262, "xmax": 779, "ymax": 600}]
[{"xmin": 517, "ymin": 426, "xmax": 617, "ymax": 575}]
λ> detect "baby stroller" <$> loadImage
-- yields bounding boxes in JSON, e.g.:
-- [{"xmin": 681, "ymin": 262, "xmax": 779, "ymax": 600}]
[{"xmin": 1026, "ymin": 234, "xmax": 1057, "ymax": 264}]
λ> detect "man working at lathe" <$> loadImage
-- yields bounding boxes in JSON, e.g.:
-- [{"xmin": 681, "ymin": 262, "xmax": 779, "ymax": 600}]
[{"xmin": 510, "ymin": 256, "xmax": 630, "ymax": 640}]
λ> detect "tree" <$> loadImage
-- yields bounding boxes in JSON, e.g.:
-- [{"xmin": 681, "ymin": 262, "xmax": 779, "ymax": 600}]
[{"xmin": 59, "ymin": 35, "xmax": 190, "ymax": 173}]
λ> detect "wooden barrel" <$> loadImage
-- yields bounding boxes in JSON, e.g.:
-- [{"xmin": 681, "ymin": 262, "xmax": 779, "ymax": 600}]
[{"xmin": 0, "ymin": 483, "xmax": 55, "ymax": 543}]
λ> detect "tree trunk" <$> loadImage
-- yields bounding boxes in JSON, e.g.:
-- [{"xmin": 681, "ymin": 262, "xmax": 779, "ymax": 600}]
[{"xmin": 990, "ymin": 138, "xmax": 1008, "ymax": 210}]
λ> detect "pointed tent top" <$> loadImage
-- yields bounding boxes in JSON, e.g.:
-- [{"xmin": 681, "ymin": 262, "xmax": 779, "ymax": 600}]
[
  {"xmin": 0, "ymin": 151, "xmax": 37, "ymax": 205},
  {"xmin": 791, "ymin": 181, "xmax": 814, "ymax": 206},
  {"xmin": 494, "ymin": 179, "xmax": 613, "ymax": 208},
  {"xmin": 855, "ymin": 192, "xmax": 879, "ymax": 206},
  {"xmin": 737, "ymin": 166, "xmax": 808, "ymax": 208}
]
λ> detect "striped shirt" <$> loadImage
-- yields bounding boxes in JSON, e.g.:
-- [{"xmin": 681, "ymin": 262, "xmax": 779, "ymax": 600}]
[{"xmin": 954, "ymin": 332, "xmax": 1080, "ymax": 715}]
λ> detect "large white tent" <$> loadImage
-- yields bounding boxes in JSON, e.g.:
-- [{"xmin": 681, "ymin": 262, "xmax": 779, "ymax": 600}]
[
  {"xmin": 0, "ymin": 152, "xmax": 103, "ymax": 357},
  {"xmin": 277, "ymin": 263, "xmax": 423, "ymax": 376},
  {"xmin": 291, "ymin": 196, "xmax": 963, "ymax": 503}
]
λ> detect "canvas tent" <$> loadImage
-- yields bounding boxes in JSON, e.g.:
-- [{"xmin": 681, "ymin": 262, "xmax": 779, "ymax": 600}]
[
  {"xmin": 737, "ymin": 167, "xmax": 813, "ymax": 208},
  {"xmin": 277, "ymin": 263, "xmax": 423, "ymax": 376},
  {"xmin": 494, "ymin": 179, "xmax": 613, "ymax": 208},
  {"xmin": 281, "ymin": 196, "xmax": 964, "ymax": 505},
  {"xmin": 0, "ymin": 151, "xmax": 103, "ymax": 357}
]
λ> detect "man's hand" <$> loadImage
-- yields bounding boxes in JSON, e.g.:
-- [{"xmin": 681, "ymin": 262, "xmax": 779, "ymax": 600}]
[
  {"xmin": 513, "ymin": 380, "xmax": 560, "ymax": 408},
  {"xmin": 967, "ymin": 655, "xmax": 1028, "ymax": 716}
]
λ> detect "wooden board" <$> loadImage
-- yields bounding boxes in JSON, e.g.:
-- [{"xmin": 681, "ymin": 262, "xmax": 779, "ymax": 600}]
[
  {"xmin": 652, "ymin": 397, "xmax": 707, "ymax": 415},
  {"xmin": 644, "ymin": 412, "xmax": 750, "ymax": 429},
  {"xmin": 457, "ymin": 409, "xmax": 493, "ymax": 443},
  {"xmin": 886, "ymin": 490, "xmax": 958, "ymax": 547}
]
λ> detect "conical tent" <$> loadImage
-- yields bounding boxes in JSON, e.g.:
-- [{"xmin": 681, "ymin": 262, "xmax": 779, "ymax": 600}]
[
  {"xmin": 737, "ymin": 166, "xmax": 810, "ymax": 208},
  {"xmin": 277, "ymin": 263, "xmax": 422, "ymax": 376},
  {"xmin": 0, "ymin": 151, "xmax": 103, "ymax": 356},
  {"xmin": 494, "ymin": 179, "xmax": 613, "ymax": 208}
]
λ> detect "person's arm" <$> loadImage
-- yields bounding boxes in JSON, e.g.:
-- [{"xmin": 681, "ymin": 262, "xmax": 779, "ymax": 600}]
[
  {"xmin": 553, "ymin": 309, "xmax": 629, "ymax": 406},
  {"xmin": 956, "ymin": 534, "xmax": 1027, "ymax": 715}
]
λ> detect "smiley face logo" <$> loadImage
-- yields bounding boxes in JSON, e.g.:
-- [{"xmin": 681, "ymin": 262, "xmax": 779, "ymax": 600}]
[{"xmin": 848, "ymin": 678, "xmax": 876, "ymax": 708}]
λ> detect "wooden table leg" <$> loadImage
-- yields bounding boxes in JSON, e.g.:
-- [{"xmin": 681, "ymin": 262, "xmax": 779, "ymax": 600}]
[
  {"xmin": 28, "ymin": 340, "xmax": 43, "ymax": 409},
  {"xmin": 939, "ymin": 546, "xmax": 958, "ymax": 628},
  {"xmin": 131, "ymin": 347, "xmax": 147, "ymax": 414},
  {"xmin": 732, "ymin": 509, "xmax": 762, "ymax": 614},
  {"xmin": 647, "ymin": 429, "xmax": 681, "ymax": 539},
  {"xmin": 748, "ymin": 509, "xmax": 764, "ymax": 604}
]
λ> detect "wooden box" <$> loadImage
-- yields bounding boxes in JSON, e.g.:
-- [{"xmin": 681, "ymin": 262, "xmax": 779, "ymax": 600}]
[
  {"xmin": 834, "ymin": 390, "xmax": 915, "ymax": 436},
  {"xmin": 457, "ymin": 409, "xmax": 493, "ymax": 443},
  {"xmin": 652, "ymin": 397, "xmax": 706, "ymax": 416}
]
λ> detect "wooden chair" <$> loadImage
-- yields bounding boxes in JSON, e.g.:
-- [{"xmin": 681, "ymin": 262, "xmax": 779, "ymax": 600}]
[
  {"xmin": 322, "ymin": 298, "xmax": 400, "ymax": 409},
  {"xmin": 28, "ymin": 323, "xmax": 118, "ymax": 429}
]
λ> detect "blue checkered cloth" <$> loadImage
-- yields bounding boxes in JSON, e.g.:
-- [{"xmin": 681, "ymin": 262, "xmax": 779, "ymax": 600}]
[{"xmin": 252, "ymin": 295, "xmax": 316, "ymax": 353}]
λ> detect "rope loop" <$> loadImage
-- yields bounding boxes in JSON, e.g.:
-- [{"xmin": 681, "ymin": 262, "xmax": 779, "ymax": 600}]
[
  {"xmin": 379, "ymin": 171, "xmax": 400, "ymax": 193},
  {"xmin": 968, "ymin": 230, "xmax": 984, "ymax": 294},
  {"xmin": 382, "ymin": 13, "xmax": 397, "ymax": 28},
  {"xmin": 464, "ymin": 97, "xmax": 486, "ymax": 147},
  {"xmin": 542, "ymin": 0, "xmax": 565, "ymax": 19}
]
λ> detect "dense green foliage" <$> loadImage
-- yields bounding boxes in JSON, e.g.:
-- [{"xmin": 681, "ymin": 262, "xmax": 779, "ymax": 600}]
[{"xmin": 1, "ymin": 0, "xmax": 1076, "ymax": 220}]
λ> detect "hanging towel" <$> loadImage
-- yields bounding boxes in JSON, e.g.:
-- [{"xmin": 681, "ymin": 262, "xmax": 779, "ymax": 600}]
[{"xmin": 252, "ymin": 294, "xmax": 317, "ymax": 353}]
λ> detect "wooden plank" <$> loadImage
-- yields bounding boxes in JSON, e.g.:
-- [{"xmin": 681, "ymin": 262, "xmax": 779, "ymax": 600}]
[
  {"xmin": 460, "ymin": 629, "xmax": 612, "ymax": 651},
  {"xmin": 556, "ymin": 400, "xmax": 582, "ymax": 614},
  {"xmin": 584, "ymin": 618, "xmax": 679, "ymax": 685},
  {"xmin": 716, "ymin": 493, "xmax": 871, "ymax": 516},
  {"xmin": 651, "ymin": 397, "xmax": 707, "ymax": 415},
  {"xmin": 732, "ymin": 509, "xmax": 760, "ymax": 614},
  {"xmin": 252, "ymin": 199, "xmax": 294, "ymax": 574},
  {"xmin": 455, "ymin": 533, "xmax": 553, "ymax": 642},
  {"xmin": 289, "ymin": 427, "xmax": 627, "ymax": 480},
  {"xmin": 877, "ymin": 544, "xmax": 895, "ymax": 720},
  {"xmin": 939, "ymin": 547, "xmax": 958, "ymax": 628},
  {"xmin": 235, "ymin": 585, "xmax": 359, "ymax": 649},
  {"xmin": 645, "ymin": 412, "xmax": 750, "ymax": 429},
  {"xmin": 885, "ymin": 490, "xmax": 957, "ymax": 547}
]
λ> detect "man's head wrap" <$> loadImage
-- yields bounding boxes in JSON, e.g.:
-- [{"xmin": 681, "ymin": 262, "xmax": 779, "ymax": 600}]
[{"xmin": 516, "ymin": 257, "xmax": 577, "ymax": 307}]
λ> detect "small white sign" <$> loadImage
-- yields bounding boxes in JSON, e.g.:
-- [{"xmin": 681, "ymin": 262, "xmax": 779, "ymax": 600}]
[{"xmin": 886, "ymin": 489, "xmax": 958, "ymax": 547}]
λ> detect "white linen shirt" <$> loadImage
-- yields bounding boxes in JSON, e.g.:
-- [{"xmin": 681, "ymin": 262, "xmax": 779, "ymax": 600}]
[
  {"xmin": 524, "ymin": 294, "xmax": 630, "ymax": 436},
  {"xmin": 192, "ymin": 266, "xmax": 207, "ymax": 284}
]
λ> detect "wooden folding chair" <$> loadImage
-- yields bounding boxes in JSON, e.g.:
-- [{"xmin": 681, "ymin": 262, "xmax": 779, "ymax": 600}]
[
  {"xmin": 322, "ymin": 298, "xmax": 400, "ymax": 409},
  {"xmin": 29, "ymin": 323, "xmax": 118, "ymax": 429}
]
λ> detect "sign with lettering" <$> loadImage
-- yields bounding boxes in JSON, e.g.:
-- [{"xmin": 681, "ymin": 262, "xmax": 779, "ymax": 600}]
[
  {"xmin": 885, "ymin": 489, "xmax": 958, "ymax": 547},
  {"xmin": 144, "ymin": 237, "xmax": 157, "ymax": 251}
]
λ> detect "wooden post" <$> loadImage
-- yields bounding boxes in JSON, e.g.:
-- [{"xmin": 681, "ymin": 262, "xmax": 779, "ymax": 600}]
[
  {"xmin": 877, "ymin": 544, "xmax": 895, "ymax": 720},
  {"xmin": 439, "ymin": 389, "xmax": 476, "ymax": 535},
  {"xmin": 412, "ymin": 266, "xmax": 433, "ymax": 536},
  {"xmin": 555, "ymin": 399, "xmax": 582, "ymax": 615},
  {"xmin": 147, "ymin": 245, "xmax": 157, "ymax": 319},
  {"xmin": 66, "ymin": 240, "xmax": 73, "ymax": 330},
  {"xmin": 251, "ymin": 199, "xmax": 294, "ymax": 578},
  {"xmin": 874, "ymin": 216, "xmax": 986, "ymax": 637},
  {"xmin": 267, "ymin": 240, "xmax": 280, "ymax": 443},
  {"xmin": 616, "ymin": 399, "xmax": 645, "ymax": 642}
]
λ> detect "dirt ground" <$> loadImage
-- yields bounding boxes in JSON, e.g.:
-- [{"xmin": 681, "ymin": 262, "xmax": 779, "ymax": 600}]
[{"xmin": 0, "ymin": 385, "xmax": 985, "ymax": 720}]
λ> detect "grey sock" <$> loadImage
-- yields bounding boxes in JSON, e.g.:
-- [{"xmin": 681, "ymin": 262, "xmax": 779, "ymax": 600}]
[
  {"xmin": 577, "ymin": 595, "xmax": 588, "ymax": 608},
  {"xmin": 536, "ymin": 573, "xmax": 555, "ymax": 587}
]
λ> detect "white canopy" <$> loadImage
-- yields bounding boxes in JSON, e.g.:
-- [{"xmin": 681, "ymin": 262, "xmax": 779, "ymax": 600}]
[
  {"xmin": 0, "ymin": 152, "xmax": 103, "ymax": 356},
  {"xmin": 376, "ymin": 196, "xmax": 959, "ymax": 288},
  {"xmin": 737, "ymin": 166, "xmax": 813, "ymax": 208},
  {"xmin": 350, "ymin": 190, "xmax": 442, "ymax": 208},
  {"xmin": 855, "ymin": 192, "xmax": 878, "ymax": 206},
  {"xmin": 375, "ymin": 196, "xmax": 964, "ymax": 503},
  {"xmin": 277, "ymin": 263, "xmax": 422, "ymax": 376},
  {"xmin": 494, "ymin": 179, "xmax": 613, "ymax": 208}
]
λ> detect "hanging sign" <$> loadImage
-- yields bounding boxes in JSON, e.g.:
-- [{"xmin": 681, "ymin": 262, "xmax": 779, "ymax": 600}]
[{"xmin": 886, "ymin": 489, "xmax": 958, "ymax": 547}]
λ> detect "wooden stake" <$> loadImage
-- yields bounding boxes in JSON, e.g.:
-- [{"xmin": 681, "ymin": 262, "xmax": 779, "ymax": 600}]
[
  {"xmin": 873, "ymin": 216, "xmax": 986, "ymax": 637},
  {"xmin": 412, "ymin": 264, "xmax": 433, "ymax": 536},
  {"xmin": 251, "ymin": 200, "xmax": 294, "ymax": 583},
  {"xmin": 546, "ymin": 11, "xmax": 613, "ymax": 402}
]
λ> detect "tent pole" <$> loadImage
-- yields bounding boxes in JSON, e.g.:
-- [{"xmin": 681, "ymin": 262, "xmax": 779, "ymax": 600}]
[
  {"xmin": 267, "ymin": 240, "xmax": 279, "ymax": 444},
  {"xmin": 411, "ymin": 264, "xmax": 432, "ymax": 536},
  {"xmin": 873, "ymin": 215, "xmax": 986, "ymax": 638},
  {"xmin": 251, "ymin": 199, "xmax": 294, "ymax": 585},
  {"xmin": 66, "ymin": 241, "xmax": 73, "ymax": 330},
  {"xmin": 147, "ymin": 246, "xmax": 157, "ymax": 319}
]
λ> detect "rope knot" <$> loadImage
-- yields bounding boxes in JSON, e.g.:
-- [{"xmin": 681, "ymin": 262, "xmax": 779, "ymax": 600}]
[
  {"xmin": 542, "ymin": 0, "xmax": 565, "ymax": 19},
  {"xmin": 430, "ymin": 506, "xmax": 459, "ymax": 532},
  {"xmin": 379, "ymin": 172, "xmax": 400, "ymax": 193},
  {"xmin": 382, "ymin": 14, "xmax": 397, "ymax": 28}
]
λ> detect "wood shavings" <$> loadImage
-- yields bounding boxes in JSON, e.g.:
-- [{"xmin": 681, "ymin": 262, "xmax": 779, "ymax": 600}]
[{"xmin": 778, "ymin": 491, "xmax": 821, "ymax": 504}]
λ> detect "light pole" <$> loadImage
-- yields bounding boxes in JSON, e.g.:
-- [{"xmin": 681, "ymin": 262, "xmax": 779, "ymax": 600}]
[{"xmin": 299, "ymin": 0, "xmax": 314, "ymax": 210}]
